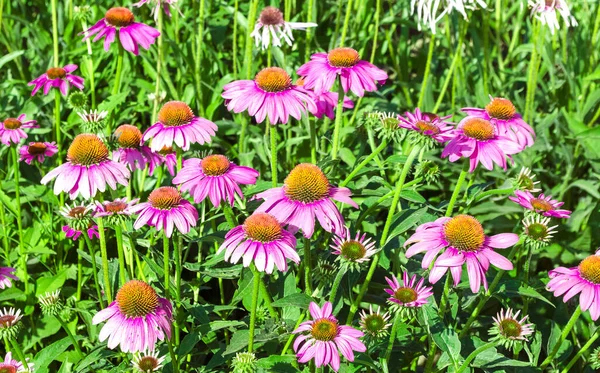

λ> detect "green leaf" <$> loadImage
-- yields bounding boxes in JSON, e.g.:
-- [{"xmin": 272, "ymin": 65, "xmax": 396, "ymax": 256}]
[
  {"xmin": 0, "ymin": 50, "xmax": 25, "ymax": 70},
  {"xmin": 387, "ymin": 207, "xmax": 428, "ymax": 243},
  {"xmin": 224, "ymin": 330, "xmax": 249, "ymax": 355},
  {"xmin": 272, "ymin": 293, "xmax": 313, "ymax": 309},
  {"xmin": 34, "ymin": 337, "xmax": 73, "ymax": 373},
  {"xmin": 178, "ymin": 332, "xmax": 200, "ymax": 356}
]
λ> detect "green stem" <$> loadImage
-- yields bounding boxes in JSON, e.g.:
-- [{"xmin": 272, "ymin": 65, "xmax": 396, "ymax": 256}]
[
  {"xmin": 305, "ymin": 114, "xmax": 317, "ymax": 164},
  {"xmin": 346, "ymin": 145, "xmax": 421, "ymax": 323},
  {"xmin": 329, "ymin": 267, "xmax": 347, "ymax": 306},
  {"xmin": 340, "ymin": 140, "xmax": 387, "ymax": 187},
  {"xmin": 418, "ymin": 33, "xmax": 436, "ymax": 109},
  {"xmin": 384, "ymin": 313, "xmax": 402, "ymax": 363},
  {"xmin": 305, "ymin": 0, "xmax": 315, "ymax": 61},
  {"xmin": 54, "ymin": 90, "xmax": 61, "ymax": 157},
  {"xmin": 524, "ymin": 20, "xmax": 540, "ymax": 123},
  {"xmin": 281, "ymin": 313, "xmax": 306, "ymax": 355},
  {"xmin": 432, "ymin": 22, "xmax": 466, "ymax": 113},
  {"xmin": 167, "ymin": 335, "xmax": 180, "ymax": 373},
  {"xmin": 437, "ymin": 275, "xmax": 452, "ymax": 318},
  {"xmin": 248, "ymin": 266, "xmax": 261, "ymax": 353},
  {"xmin": 456, "ymin": 342, "xmax": 496, "ymax": 373},
  {"xmin": 232, "ymin": 0, "xmax": 239, "ymax": 78},
  {"xmin": 222, "ymin": 203, "xmax": 237, "ymax": 228},
  {"xmin": 51, "ymin": 0, "xmax": 59, "ymax": 66},
  {"xmin": 77, "ymin": 240, "xmax": 83, "ymax": 300},
  {"xmin": 339, "ymin": 0, "xmax": 353, "ymax": 46},
  {"xmin": 81, "ymin": 20, "xmax": 96, "ymax": 108},
  {"xmin": 244, "ymin": 0, "xmax": 259, "ymax": 80},
  {"xmin": 259, "ymin": 279, "xmax": 278, "ymax": 320},
  {"xmin": 84, "ymin": 234, "xmax": 105, "ymax": 309},
  {"xmin": 163, "ymin": 230, "xmax": 170, "ymax": 293},
  {"xmin": 0, "ymin": 198, "xmax": 9, "ymax": 264},
  {"xmin": 10, "ymin": 338, "xmax": 28, "ymax": 369},
  {"xmin": 473, "ymin": 187, "xmax": 515, "ymax": 202},
  {"xmin": 97, "ymin": 217, "xmax": 111, "ymax": 302},
  {"xmin": 561, "ymin": 327, "xmax": 600, "ymax": 373},
  {"xmin": 56, "ymin": 315, "xmax": 84, "ymax": 360},
  {"xmin": 445, "ymin": 162, "xmax": 470, "ymax": 217},
  {"xmin": 195, "ymin": 0, "xmax": 205, "ymax": 115},
  {"xmin": 270, "ymin": 121, "xmax": 278, "ymax": 187},
  {"xmin": 151, "ymin": 8, "xmax": 163, "ymax": 123},
  {"xmin": 370, "ymin": 0, "xmax": 381, "ymax": 62},
  {"xmin": 330, "ymin": 77, "xmax": 345, "ymax": 160},
  {"xmin": 540, "ymin": 307, "xmax": 582, "ymax": 369},
  {"xmin": 11, "ymin": 147, "xmax": 28, "ymax": 293},
  {"xmin": 114, "ymin": 225, "xmax": 127, "ymax": 286},
  {"xmin": 175, "ymin": 235, "xmax": 182, "ymax": 345},
  {"xmin": 304, "ymin": 238, "xmax": 313, "ymax": 295},
  {"xmin": 109, "ymin": 41, "xmax": 125, "ymax": 133}
]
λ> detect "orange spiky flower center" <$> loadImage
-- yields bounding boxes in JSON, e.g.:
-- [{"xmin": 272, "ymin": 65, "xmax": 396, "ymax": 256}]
[
  {"xmin": 461, "ymin": 117, "xmax": 495, "ymax": 141},
  {"xmin": 67, "ymin": 134, "xmax": 109, "ymax": 166},
  {"xmin": 244, "ymin": 213, "xmax": 283, "ymax": 243},
  {"xmin": 531, "ymin": 198, "xmax": 553, "ymax": 212},
  {"xmin": 201, "ymin": 155, "xmax": 231, "ymax": 176},
  {"xmin": 68, "ymin": 206, "xmax": 89, "ymax": 219},
  {"xmin": 340, "ymin": 240, "xmax": 366, "ymax": 261},
  {"xmin": 114, "ymin": 124, "xmax": 142, "ymax": 148},
  {"xmin": 27, "ymin": 142, "xmax": 48, "ymax": 155},
  {"xmin": 116, "ymin": 280, "xmax": 159, "ymax": 318},
  {"xmin": 415, "ymin": 120, "xmax": 440, "ymax": 134},
  {"xmin": 105, "ymin": 7, "xmax": 135, "ymax": 27},
  {"xmin": 394, "ymin": 287, "xmax": 418, "ymax": 303},
  {"xmin": 284, "ymin": 163, "xmax": 330, "ymax": 203},
  {"xmin": 46, "ymin": 67, "xmax": 66, "ymax": 79},
  {"xmin": 254, "ymin": 67, "xmax": 292, "ymax": 93},
  {"xmin": 259, "ymin": 6, "xmax": 284, "ymax": 25},
  {"xmin": 444, "ymin": 215, "xmax": 485, "ymax": 252},
  {"xmin": 158, "ymin": 146, "xmax": 174, "ymax": 156},
  {"xmin": 158, "ymin": 101, "xmax": 195, "ymax": 127},
  {"xmin": 327, "ymin": 47, "xmax": 360, "ymax": 68},
  {"xmin": 486, "ymin": 97, "xmax": 517, "ymax": 120},
  {"xmin": 105, "ymin": 201, "xmax": 128, "ymax": 213},
  {"xmin": 311, "ymin": 318, "xmax": 339, "ymax": 341},
  {"xmin": 148, "ymin": 187, "xmax": 182, "ymax": 210},
  {"xmin": 579, "ymin": 256, "xmax": 600, "ymax": 284},
  {"xmin": 0, "ymin": 364, "xmax": 18, "ymax": 373},
  {"xmin": 3, "ymin": 118, "xmax": 22, "ymax": 130}
]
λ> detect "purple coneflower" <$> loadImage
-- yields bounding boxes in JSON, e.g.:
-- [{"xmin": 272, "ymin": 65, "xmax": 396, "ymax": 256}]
[
  {"xmin": 95, "ymin": 198, "xmax": 139, "ymax": 226},
  {"xmin": 359, "ymin": 306, "xmax": 392, "ymax": 338},
  {"xmin": 0, "ymin": 115, "xmax": 38, "ymax": 146},
  {"xmin": 0, "ymin": 352, "xmax": 33, "ymax": 373},
  {"xmin": 143, "ymin": 101, "xmax": 217, "ymax": 151},
  {"xmin": 398, "ymin": 108, "xmax": 454, "ymax": 144},
  {"xmin": 173, "ymin": 155, "xmax": 259, "ymax": 207},
  {"xmin": 441, "ymin": 116, "xmax": 523, "ymax": 172},
  {"xmin": 149, "ymin": 146, "xmax": 177, "ymax": 176},
  {"xmin": 405, "ymin": 215, "xmax": 519, "ymax": 293},
  {"xmin": 250, "ymin": 6, "xmax": 317, "ymax": 49},
  {"xmin": 509, "ymin": 190, "xmax": 571, "ymax": 219},
  {"xmin": 255, "ymin": 163, "xmax": 357, "ymax": 238},
  {"xmin": 219, "ymin": 213, "xmax": 299, "ymax": 274},
  {"xmin": 41, "ymin": 134, "xmax": 130, "ymax": 200},
  {"xmin": 19, "ymin": 141, "xmax": 58, "ymax": 165},
  {"xmin": 132, "ymin": 186, "xmax": 198, "ymax": 237},
  {"xmin": 462, "ymin": 97, "xmax": 535, "ymax": 149},
  {"xmin": 385, "ymin": 272, "xmax": 433, "ymax": 308},
  {"xmin": 132, "ymin": 350, "xmax": 165, "ymax": 372},
  {"xmin": 293, "ymin": 301, "xmax": 366, "ymax": 372},
  {"xmin": 331, "ymin": 230, "xmax": 377, "ymax": 270},
  {"xmin": 93, "ymin": 280, "xmax": 172, "ymax": 353},
  {"xmin": 529, "ymin": 0, "xmax": 577, "ymax": 34},
  {"xmin": 515, "ymin": 166, "xmax": 541, "ymax": 193},
  {"xmin": 134, "ymin": 0, "xmax": 181, "ymax": 21},
  {"xmin": 522, "ymin": 214, "xmax": 557, "ymax": 249},
  {"xmin": 28, "ymin": 64, "xmax": 84, "ymax": 96},
  {"xmin": 0, "ymin": 268, "xmax": 18, "ymax": 289},
  {"xmin": 112, "ymin": 124, "xmax": 157, "ymax": 172},
  {"xmin": 297, "ymin": 78, "xmax": 354, "ymax": 120},
  {"xmin": 82, "ymin": 7, "xmax": 160, "ymax": 55},
  {"xmin": 222, "ymin": 67, "xmax": 316, "ymax": 125},
  {"xmin": 489, "ymin": 308, "xmax": 534, "ymax": 348},
  {"xmin": 297, "ymin": 47, "xmax": 388, "ymax": 96},
  {"xmin": 60, "ymin": 203, "xmax": 99, "ymax": 241}
]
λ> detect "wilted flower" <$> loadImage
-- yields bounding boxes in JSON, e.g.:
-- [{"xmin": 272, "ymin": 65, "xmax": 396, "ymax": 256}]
[
  {"xmin": 0, "ymin": 308, "xmax": 22, "ymax": 339},
  {"xmin": 28, "ymin": 64, "xmax": 84, "ymax": 96},
  {"xmin": 0, "ymin": 268, "xmax": 18, "ymax": 289},
  {"xmin": 529, "ymin": 0, "xmax": 577, "ymax": 34},
  {"xmin": 255, "ymin": 163, "xmax": 358, "ymax": 238},
  {"xmin": 19, "ymin": 142, "xmax": 58, "ymax": 165},
  {"xmin": 60, "ymin": 203, "xmax": 99, "ymax": 241},
  {"xmin": 331, "ymin": 230, "xmax": 377, "ymax": 270},
  {"xmin": 132, "ymin": 350, "xmax": 165, "ymax": 372},
  {"xmin": 509, "ymin": 190, "xmax": 571, "ymax": 219},
  {"xmin": 489, "ymin": 308, "xmax": 534, "ymax": 348},
  {"xmin": 359, "ymin": 306, "xmax": 392, "ymax": 338},
  {"xmin": 92, "ymin": 280, "xmax": 172, "ymax": 353},
  {"xmin": 251, "ymin": 6, "xmax": 317, "ymax": 50},
  {"xmin": 522, "ymin": 215, "xmax": 557, "ymax": 249},
  {"xmin": 132, "ymin": 187, "xmax": 198, "ymax": 237},
  {"xmin": 293, "ymin": 302, "xmax": 366, "ymax": 372},
  {"xmin": 0, "ymin": 114, "xmax": 38, "ymax": 146}
]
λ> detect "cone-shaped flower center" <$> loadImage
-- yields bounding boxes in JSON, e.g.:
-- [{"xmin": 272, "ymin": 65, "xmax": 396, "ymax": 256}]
[
  {"xmin": 114, "ymin": 124, "xmax": 142, "ymax": 148},
  {"xmin": 46, "ymin": 67, "xmax": 66, "ymax": 79},
  {"xmin": 137, "ymin": 356, "xmax": 159, "ymax": 372},
  {"xmin": 3, "ymin": 118, "xmax": 21, "ymax": 130},
  {"xmin": 259, "ymin": 6, "xmax": 284, "ymax": 25},
  {"xmin": 363, "ymin": 314, "xmax": 386, "ymax": 334},
  {"xmin": 158, "ymin": 146, "xmax": 174, "ymax": 156},
  {"xmin": 461, "ymin": 117, "xmax": 495, "ymax": 141},
  {"xmin": 105, "ymin": 7, "xmax": 135, "ymax": 27},
  {"xmin": 284, "ymin": 163, "xmax": 330, "ymax": 203},
  {"xmin": 68, "ymin": 206, "xmax": 88, "ymax": 218},
  {"xmin": 201, "ymin": 155, "xmax": 231, "ymax": 176},
  {"xmin": 531, "ymin": 198, "xmax": 553, "ymax": 212},
  {"xmin": 0, "ymin": 315, "xmax": 17, "ymax": 328},
  {"xmin": 579, "ymin": 256, "xmax": 600, "ymax": 284},
  {"xmin": 311, "ymin": 318, "xmax": 339, "ymax": 341},
  {"xmin": 517, "ymin": 174, "xmax": 535, "ymax": 191},
  {"xmin": 394, "ymin": 287, "xmax": 418, "ymax": 303},
  {"xmin": 328, "ymin": 47, "xmax": 360, "ymax": 67},
  {"xmin": 148, "ymin": 187, "xmax": 182, "ymax": 210},
  {"xmin": 295, "ymin": 77, "xmax": 306, "ymax": 86},
  {"xmin": 254, "ymin": 67, "xmax": 292, "ymax": 93},
  {"xmin": 27, "ymin": 142, "xmax": 48, "ymax": 155},
  {"xmin": 499, "ymin": 318, "xmax": 522, "ymax": 338},
  {"xmin": 526, "ymin": 222, "xmax": 548, "ymax": 240},
  {"xmin": 0, "ymin": 364, "xmax": 17, "ymax": 373},
  {"xmin": 341, "ymin": 240, "xmax": 366, "ymax": 261},
  {"xmin": 67, "ymin": 134, "xmax": 109, "ymax": 166},
  {"xmin": 158, "ymin": 101, "xmax": 195, "ymax": 127},
  {"xmin": 244, "ymin": 213, "xmax": 282, "ymax": 243},
  {"xmin": 116, "ymin": 280, "xmax": 159, "ymax": 318},
  {"xmin": 106, "ymin": 201, "xmax": 128, "ymax": 213},
  {"xmin": 444, "ymin": 215, "xmax": 485, "ymax": 252},
  {"xmin": 381, "ymin": 117, "xmax": 399, "ymax": 130},
  {"xmin": 415, "ymin": 120, "xmax": 440, "ymax": 134},
  {"xmin": 486, "ymin": 98, "xmax": 516, "ymax": 120}
]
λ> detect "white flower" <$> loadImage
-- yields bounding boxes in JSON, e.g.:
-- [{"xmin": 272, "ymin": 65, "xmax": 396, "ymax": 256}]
[
  {"xmin": 411, "ymin": 0, "xmax": 487, "ymax": 33},
  {"xmin": 250, "ymin": 6, "xmax": 317, "ymax": 50},
  {"xmin": 528, "ymin": 0, "xmax": 577, "ymax": 34}
]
